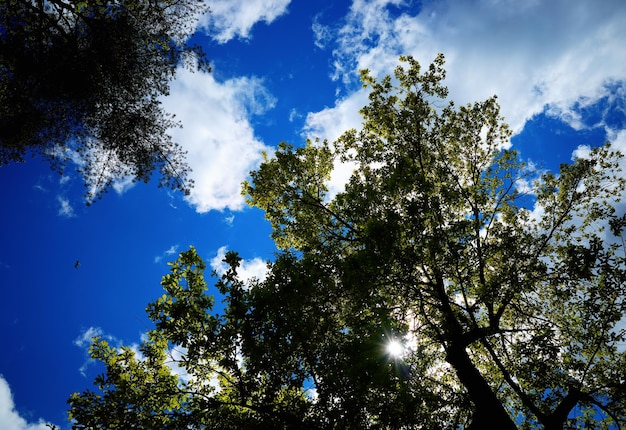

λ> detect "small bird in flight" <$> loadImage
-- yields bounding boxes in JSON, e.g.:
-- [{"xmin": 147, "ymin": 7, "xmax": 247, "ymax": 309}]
[{"xmin": 74, "ymin": 260, "xmax": 80, "ymax": 269}]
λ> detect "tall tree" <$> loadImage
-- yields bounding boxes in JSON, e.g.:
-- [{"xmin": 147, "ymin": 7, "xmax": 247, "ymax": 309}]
[
  {"xmin": 0, "ymin": 0, "xmax": 209, "ymax": 199},
  {"xmin": 69, "ymin": 56, "xmax": 626, "ymax": 429}
]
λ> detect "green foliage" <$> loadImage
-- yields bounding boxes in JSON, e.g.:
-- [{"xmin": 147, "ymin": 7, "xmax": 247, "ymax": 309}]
[
  {"xmin": 69, "ymin": 247, "xmax": 319, "ymax": 429},
  {"xmin": 69, "ymin": 56, "xmax": 626, "ymax": 429},
  {"xmin": 245, "ymin": 54, "xmax": 626, "ymax": 428},
  {"xmin": 0, "ymin": 0, "xmax": 209, "ymax": 199}
]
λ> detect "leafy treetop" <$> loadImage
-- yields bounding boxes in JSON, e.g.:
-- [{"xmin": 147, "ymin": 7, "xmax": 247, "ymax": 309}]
[{"xmin": 68, "ymin": 55, "xmax": 626, "ymax": 429}]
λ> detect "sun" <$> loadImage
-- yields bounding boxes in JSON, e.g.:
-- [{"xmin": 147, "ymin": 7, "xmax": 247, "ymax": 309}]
[{"xmin": 386, "ymin": 339, "xmax": 405, "ymax": 358}]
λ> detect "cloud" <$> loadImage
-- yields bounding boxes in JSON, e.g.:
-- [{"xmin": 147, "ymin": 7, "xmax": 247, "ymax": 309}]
[
  {"xmin": 312, "ymin": 15, "xmax": 333, "ymax": 49},
  {"xmin": 288, "ymin": 108, "xmax": 301, "ymax": 123},
  {"xmin": 163, "ymin": 69, "xmax": 274, "ymax": 213},
  {"xmin": 210, "ymin": 246, "xmax": 268, "ymax": 285},
  {"xmin": 73, "ymin": 329, "xmax": 213, "ymax": 391},
  {"xmin": 111, "ymin": 175, "xmax": 136, "ymax": 195},
  {"xmin": 74, "ymin": 328, "xmax": 172, "ymax": 378},
  {"xmin": 570, "ymin": 129, "xmax": 626, "ymax": 236},
  {"xmin": 163, "ymin": 345, "xmax": 195, "ymax": 384},
  {"xmin": 223, "ymin": 214, "xmax": 235, "ymax": 226},
  {"xmin": 56, "ymin": 170, "xmax": 133, "ymax": 217},
  {"xmin": 74, "ymin": 327, "xmax": 119, "ymax": 376},
  {"xmin": 0, "ymin": 375, "xmax": 57, "ymax": 430},
  {"xmin": 304, "ymin": 90, "xmax": 368, "ymax": 197},
  {"xmin": 304, "ymin": 90, "xmax": 367, "ymax": 144},
  {"xmin": 57, "ymin": 196, "xmax": 75, "ymax": 218},
  {"xmin": 199, "ymin": 0, "xmax": 291, "ymax": 43},
  {"xmin": 600, "ymin": 128, "xmax": 626, "ymax": 220},
  {"xmin": 301, "ymin": 0, "xmax": 626, "ymax": 197},
  {"xmin": 525, "ymin": 127, "xmax": 626, "ymax": 248},
  {"xmin": 312, "ymin": 0, "xmax": 626, "ymax": 135},
  {"xmin": 73, "ymin": 326, "xmax": 108, "ymax": 349},
  {"xmin": 155, "ymin": 245, "xmax": 180, "ymax": 263}
]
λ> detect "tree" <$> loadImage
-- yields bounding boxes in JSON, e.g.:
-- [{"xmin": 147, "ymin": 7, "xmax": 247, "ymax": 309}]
[
  {"xmin": 0, "ymin": 0, "xmax": 209, "ymax": 199},
  {"xmin": 68, "ymin": 55, "xmax": 626, "ymax": 429}
]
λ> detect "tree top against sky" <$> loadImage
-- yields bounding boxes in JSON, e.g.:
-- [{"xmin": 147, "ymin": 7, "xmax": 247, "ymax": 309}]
[
  {"xmin": 2, "ymin": 2, "xmax": 626, "ymax": 429},
  {"xmin": 69, "ymin": 55, "xmax": 626, "ymax": 429},
  {"xmin": 0, "ymin": 0, "xmax": 209, "ymax": 200}
]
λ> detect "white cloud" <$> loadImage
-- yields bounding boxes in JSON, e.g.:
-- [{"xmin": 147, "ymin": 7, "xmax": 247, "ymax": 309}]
[
  {"xmin": 525, "ymin": 127, "xmax": 626, "ymax": 244},
  {"xmin": 301, "ymin": 0, "xmax": 626, "ymax": 197},
  {"xmin": 0, "ymin": 375, "xmax": 57, "ymax": 430},
  {"xmin": 163, "ymin": 69, "xmax": 275, "ymax": 213},
  {"xmin": 304, "ymin": 90, "xmax": 367, "ymax": 144},
  {"xmin": 155, "ymin": 245, "xmax": 180, "ymax": 263},
  {"xmin": 601, "ymin": 129, "xmax": 626, "ymax": 220},
  {"xmin": 74, "ymin": 327, "xmax": 119, "ymax": 377},
  {"xmin": 199, "ymin": 0, "xmax": 291, "ymax": 43},
  {"xmin": 57, "ymin": 196, "xmax": 75, "ymax": 218},
  {"xmin": 288, "ymin": 108, "xmax": 301, "ymax": 122},
  {"xmin": 74, "ymin": 328, "xmax": 191, "ymax": 384},
  {"xmin": 312, "ymin": 15, "xmax": 333, "ymax": 49},
  {"xmin": 111, "ymin": 175, "xmax": 136, "ymax": 195},
  {"xmin": 303, "ymin": 90, "xmax": 368, "ymax": 197},
  {"xmin": 601, "ymin": 128, "xmax": 626, "ymax": 157},
  {"xmin": 164, "ymin": 345, "xmax": 194, "ymax": 384},
  {"xmin": 314, "ymin": 0, "xmax": 626, "ymax": 135},
  {"xmin": 73, "ymin": 326, "xmax": 107, "ymax": 349},
  {"xmin": 571, "ymin": 130, "xmax": 626, "ymax": 224},
  {"xmin": 73, "ymin": 329, "xmax": 216, "ymax": 391},
  {"xmin": 223, "ymin": 214, "xmax": 235, "ymax": 226},
  {"xmin": 210, "ymin": 246, "xmax": 268, "ymax": 285},
  {"xmin": 48, "ymin": 142, "xmax": 136, "ymax": 201}
]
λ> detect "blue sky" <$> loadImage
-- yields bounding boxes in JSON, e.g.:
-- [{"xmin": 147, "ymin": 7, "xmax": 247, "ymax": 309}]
[{"xmin": 1, "ymin": 0, "xmax": 626, "ymax": 428}]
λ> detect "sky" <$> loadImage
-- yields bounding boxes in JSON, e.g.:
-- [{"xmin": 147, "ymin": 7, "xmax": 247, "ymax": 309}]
[{"xmin": 1, "ymin": 0, "xmax": 626, "ymax": 428}]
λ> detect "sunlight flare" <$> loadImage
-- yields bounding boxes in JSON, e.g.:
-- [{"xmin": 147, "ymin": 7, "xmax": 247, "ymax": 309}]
[{"xmin": 386, "ymin": 339, "xmax": 405, "ymax": 358}]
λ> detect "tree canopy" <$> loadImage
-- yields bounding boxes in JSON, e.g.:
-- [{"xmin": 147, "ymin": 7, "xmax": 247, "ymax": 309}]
[
  {"xmin": 0, "ymin": 0, "xmax": 209, "ymax": 199},
  {"xmin": 68, "ymin": 55, "xmax": 626, "ymax": 429}
]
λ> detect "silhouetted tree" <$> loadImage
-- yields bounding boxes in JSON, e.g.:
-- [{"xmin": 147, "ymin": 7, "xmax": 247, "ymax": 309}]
[{"xmin": 0, "ymin": 0, "xmax": 209, "ymax": 199}]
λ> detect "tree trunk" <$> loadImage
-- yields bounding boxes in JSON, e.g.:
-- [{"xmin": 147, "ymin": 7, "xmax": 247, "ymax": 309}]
[
  {"xmin": 541, "ymin": 388, "xmax": 583, "ymax": 430},
  {"xmin": 446, "ymin": 341, "xmax": 517, "ymax": 430}
]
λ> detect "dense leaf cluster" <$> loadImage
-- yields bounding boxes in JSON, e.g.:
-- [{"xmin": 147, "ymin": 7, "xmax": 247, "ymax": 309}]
[
  {"xmin": 68, "ymin": 56, "xmax": 626, "ymax": 429},
  {"xmin": 0, "ymin": 0, "xmax": 209, "ymax": 199}
]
